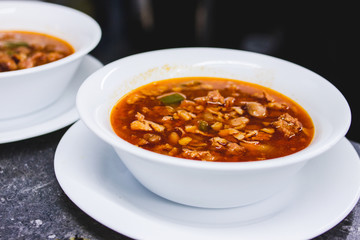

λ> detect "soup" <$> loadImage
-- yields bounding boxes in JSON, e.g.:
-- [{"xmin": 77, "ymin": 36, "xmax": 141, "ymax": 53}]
[
  {"xmin": 111, "ymin": 77, "xmax": 314, "ymax": 162},
  {"xmin": 0, "ymin": 31, "xmax": 74, "ymax": 72}
]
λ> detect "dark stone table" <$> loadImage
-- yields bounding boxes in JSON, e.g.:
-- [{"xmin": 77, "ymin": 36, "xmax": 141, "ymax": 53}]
[{"xmin": 1, "ymin": 124, "xmax": 360, "ymax": 240}]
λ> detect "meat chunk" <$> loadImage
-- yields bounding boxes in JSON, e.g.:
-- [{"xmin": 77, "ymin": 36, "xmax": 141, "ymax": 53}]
[
  {"xmin": 252, "ymin": 91, "xmax": 275, "ymax": 102},
  {"xmin": 179, "ymin": 100, "xmax": 197, "ymax": 112},
  {"xmin": 153, "ymin": 143, "xmax": 174, "ymax": 152},
  {"xmin": 143, "ymin": 133, "xmax": 162, "ymax": 144},
  {"xmin": 135, "ymin": 112, "xmax": 145, "ymax": 121},
  {"xmin": 148, "ymin": 121, "xmax": 165, "ymax": 132},
  {"xmin": 206, "ymin": 90, "xmax": 225, "ymax": 105},
  {"xmin": 232, "ymin": 106, "xmax": 244, "ymax": 115},
  {"xmin": 130, "ymin": 113, "xmax": 152, "ymax": 131},
  {"xmin": 210, "ymin": 137, "xmax": 228, "ymax": 150},
  {"xmin": 210, "ymin": 137, "xmax": 245, "ymax": 155},
  {"xmin": 182, "ymin": 148, "xmax": 216, "ymax": 161},
  {"xmin": 224, "ymin": 97, "xmax": 235, "ymax": 108},
  {"xmin": 193, "ymin": 96, "xmax": 207, "ymax": 105},
  {"xmin": 0, "ymin": 52, "xmax": 17, "ymax": 71},
  {"xmin": 272, "ymin": 113, "xmax": 302, "ymax": 138},
  {"xmin": 218, "ymin": 128, "xmax": 240, "ymax": 137},
  {"xmin": 130, "ymin": 120, "xmax": 152, "ymax": 131},
  {"xmin": 244, "ymin": 102, "xmax": 267, "ymax": 118},
  {"xmin": 247, "ymin": 131, "xmax": 272, "ymax": 141},
  {"xmin": 23, "ymin": 52, "xmax": 48, "ymax": 68},
  {"xmin": 226, "ymin": 142, "xmax": 246, "ymax": 155},
  {"xmin": 176, "ymin": 109, "xmax": 196, "ymax": 121},
  {"xmin": 267, "ymin": 102, "xmax": 289, "ymax": 110},
  {"xmin": 229, "ymin": 117, "xmax": 249, "ymax": 128},
  {"xmin": 130, "ymin": 135, "xmax": 149, "ymax": 146},
  {"xmin": 130, "ymin": 112, "xmax": 165, "ymax": 132}
]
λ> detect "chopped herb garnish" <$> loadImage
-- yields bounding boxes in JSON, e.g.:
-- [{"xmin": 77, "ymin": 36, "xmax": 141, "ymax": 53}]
[
  {"xmin": 5, "ymin": 41, "xmax": 30, "ymax": 49},
  {"xmin": 198, "ymin": 120, "xmax": 210, "ymax": 132}
]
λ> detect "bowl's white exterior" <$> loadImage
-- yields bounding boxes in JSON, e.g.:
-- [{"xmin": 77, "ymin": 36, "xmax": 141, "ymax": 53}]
[
  {"xmin": 0, "ymin": 1, "xmax": 101, "ymax": 119},
  {"xmin": 77, "ymin": 48, "xmax": 351, "ymax": 208},
  {"xmin": 114, "ymin": 148, "xmax": 307, "ymax": 208}
]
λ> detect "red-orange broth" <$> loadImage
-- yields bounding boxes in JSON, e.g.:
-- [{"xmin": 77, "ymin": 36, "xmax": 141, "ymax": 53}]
[
  {"xmin": 0, "ymin": 31, "xmax": 74, "ymax": 72},
  {"xmin": 110, "ymin": 77, "xmax": 314, "ymax": 162}
]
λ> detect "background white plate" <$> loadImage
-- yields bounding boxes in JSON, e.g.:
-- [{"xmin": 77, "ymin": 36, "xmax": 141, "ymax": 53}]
[
  {"xmin": 0, "ymin": 55, "xmax": 103, "ymax": 143},
  {"xmin": 55, "ymin": 121, "xmax": 360, "ymax": 240}
]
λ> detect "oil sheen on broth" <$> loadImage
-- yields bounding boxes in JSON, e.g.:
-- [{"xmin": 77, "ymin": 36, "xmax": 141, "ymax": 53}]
[{"xmin": 110, "ymin": 77, "xmax": 314, "ymax": 162}]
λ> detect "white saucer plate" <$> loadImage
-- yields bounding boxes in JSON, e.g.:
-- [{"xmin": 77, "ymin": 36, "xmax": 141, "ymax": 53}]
[
  {"xmin": 0, "ymin": 55, "xmax": 103, "ymax": 144},
  {"xmin": 54, "ymin": 121, "xmax": 360, "ymax": 240}
]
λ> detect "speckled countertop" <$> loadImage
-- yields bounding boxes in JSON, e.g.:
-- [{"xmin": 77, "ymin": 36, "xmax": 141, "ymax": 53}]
[{"xmin": 1, "ymin": 125, "xmax": 360, "ymax": 240}]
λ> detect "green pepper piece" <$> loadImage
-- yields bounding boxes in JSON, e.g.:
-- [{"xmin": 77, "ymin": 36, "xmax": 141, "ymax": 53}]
[
  {"xmin": 158, "ymin": 92, "xmax": 185, "ymax": 105},
  {"xmin": 198, "ymin": 120, "xmax": 210, "ymax": 132},
  {"xmin": 5, "ymin": 41, "xmax": 30, "ymax": 49}
]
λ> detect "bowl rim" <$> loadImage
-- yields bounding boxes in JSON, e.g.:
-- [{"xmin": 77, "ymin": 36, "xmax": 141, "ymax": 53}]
[
  {"xmin": 77, "ymin": 47, "xmax": 351, "ymax": 171},
  {"xmin": 0, "ymin": 0, "xmax": 101, "ymax": 78}
]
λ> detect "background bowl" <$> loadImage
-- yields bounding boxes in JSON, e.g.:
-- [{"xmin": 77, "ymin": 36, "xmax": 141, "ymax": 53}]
[
  {"xmin": 77, "ymin": 47, "xmax": 351, "ymax": 208},
  {"xmin": 0, "ymin": 1, "xmax": 101, "ymax": 119}
]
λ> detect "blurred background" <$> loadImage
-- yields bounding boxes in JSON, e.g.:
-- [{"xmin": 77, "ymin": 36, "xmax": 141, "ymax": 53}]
[{"xmin": 21, "ymin": 0, "xmax": 354, "ymax": 141}]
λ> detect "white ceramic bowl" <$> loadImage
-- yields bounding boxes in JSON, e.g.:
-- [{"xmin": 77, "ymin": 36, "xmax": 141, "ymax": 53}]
[
  {"xmin": 0, "ymin": 1, "xmax": 101, "ymax": 119},
  {"xmin": 77, "ymin": 48, "xmax": 351, "ymax": 208}
]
